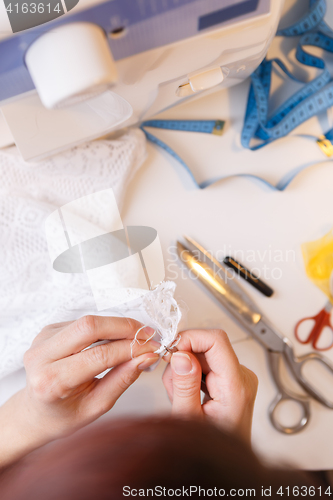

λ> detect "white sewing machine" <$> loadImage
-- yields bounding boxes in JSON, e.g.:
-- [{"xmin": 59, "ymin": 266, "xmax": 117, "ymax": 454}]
[{"xmin": 0, "ymin": 0, "xmax": 284, "ymax": 160}]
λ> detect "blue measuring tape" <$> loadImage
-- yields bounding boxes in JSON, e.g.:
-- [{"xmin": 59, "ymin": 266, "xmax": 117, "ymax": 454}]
[
  {"xmin": 141, "ymin": 0, "xmax": 333, "ymax": 191},
  {"xmin": 141, "ymin": 119, "xmax": 333, "ymax": 191},
  {"xmin": 242, "ymin": 0, "xmax": 333, "ymax": 151}
]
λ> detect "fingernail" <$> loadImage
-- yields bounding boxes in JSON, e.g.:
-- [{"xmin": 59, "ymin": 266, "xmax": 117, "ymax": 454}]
[
  {"xmin": 149, "ymin": 340, "xmax": 161, "ymax": 349},
  {"xmin": 171, "ymin": 352, "xmax": 192, "ymax": 375},
  {"xmin": 138, "ymin": 326, "xmax": 155, "ymax": 341},
  {"xmin": 144, "ymin": 327, "xmax": 155, "ymax": 336},
  {"xmin": 138, "ymin": 355, "xmax": 160, "ymax": 371},
  {"xmin": 132, "ymin": 340, "xmax": 160, "ymax": 359}
]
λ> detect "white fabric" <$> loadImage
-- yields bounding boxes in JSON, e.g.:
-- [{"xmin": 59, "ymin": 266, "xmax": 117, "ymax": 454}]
[
  {"xmin": 0, "ymin": 129, "xmax": 147, "ymax": 379},
  {"xmin": 123, "ymin": 281, "xmax": 182, "ymax": 356},
  {"xmin": 141, "ymin": 281, "xmax": 182, "ymax": 355}
]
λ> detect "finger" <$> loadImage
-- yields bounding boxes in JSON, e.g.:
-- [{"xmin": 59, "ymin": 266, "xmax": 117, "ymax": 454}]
[
  {"xmin": 162, "ymin": 350, "xmax": 172, "ymax": 363},
  {"xmin": 44, "ymin": 316, "xmax": 154, "ymax": 360},
  {"xmin": 240, "ymin": 365, "xmax": 259, "ymax": 398},
  {"xmin": 176, "ymin": 329, "xmax": 240, "ymax": 379},
  {"xmin": 31, "ymin": 321, "xmax": 75, "ymax": 347},
  {"xmin": 170, "ymin": 351, "xmax": 203, "ymax": 417},
  {"xmin": 163, "ymin": 353, "xmax": 209, "ymax": 395},
  {"xmin": 195, "ymin": 352, "xmax": 211, "ymax": 375},
  {"xmin": 202, "ymin": 364, "xmax": 258, "ymax": 443},
  {"xmin": 163, "ymin": 350, "xmax": 211, "ymax": 382},
  {"xmin": 55, "ymin": 338, "xmax": 161, "ymax": 390},
  {"xmin": 162, "ymin": 363, "xmax": 174, "ymax": 402},
  {"xmin": 85, "ymin": 353, "xmax": 160, "ymax": 413}
]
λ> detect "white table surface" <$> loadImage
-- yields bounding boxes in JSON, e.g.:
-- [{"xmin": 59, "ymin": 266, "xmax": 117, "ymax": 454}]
[
  {"xmin": 2, "ymin": 0, "xmax": 333, "ymax": 472},
  {"xmin": 115, "ymin": 24, "xmax": 333, "ymax": 469}
]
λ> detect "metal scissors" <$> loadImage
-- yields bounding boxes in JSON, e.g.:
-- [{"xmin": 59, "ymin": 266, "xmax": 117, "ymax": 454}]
[
  {"xmin": 177, "ymin": 235, "xmax": 333, "ymax": 434},
  {"xmin": 295, "ymin": 300, "xmax": 333, "ymax": 351}
]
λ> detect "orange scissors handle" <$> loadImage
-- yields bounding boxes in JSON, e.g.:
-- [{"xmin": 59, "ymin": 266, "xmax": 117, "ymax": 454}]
[{"xmin": 295, "ymin": 302, "xmax": 333, "ymax": 351}]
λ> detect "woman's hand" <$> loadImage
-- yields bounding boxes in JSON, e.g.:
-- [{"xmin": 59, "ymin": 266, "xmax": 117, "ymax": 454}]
[
  {"xmin": 0, "ymin": 316, "xmax": 160, "ymax": 467},
  {"xmin": 162, "ymin": 329, "xmax": 258, "ymax": 443}
]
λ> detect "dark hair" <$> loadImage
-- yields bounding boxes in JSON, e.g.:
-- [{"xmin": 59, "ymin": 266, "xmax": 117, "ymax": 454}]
[{"xmin": 0, "ymin": 417, "xmax": 320, "ymax": 499}]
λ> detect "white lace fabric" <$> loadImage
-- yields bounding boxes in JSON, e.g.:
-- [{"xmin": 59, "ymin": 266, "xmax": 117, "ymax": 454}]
[
  {"xmin": 0, "ymin": 129, "xmax": 147, "ymax": 379},
  {"xmin": 142, "ymin": 281, "xmax": 182, "ymax": 354},
  {"xmin": 123, "ymin": 281, "xmax": 182, "ymax": 357}
]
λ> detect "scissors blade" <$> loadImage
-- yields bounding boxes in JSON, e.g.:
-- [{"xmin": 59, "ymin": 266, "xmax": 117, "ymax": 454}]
[
  {"xmin": 177, "ymin": 239, "xmax": 285, "ymax": 352},
  {"xmin": 177, "ymin": 240, "xmax": 261, "ymax": 324},
  {"xmin": 184, "ymin": 235, "xmax": 255, "ymax": 300},
  {"xmin": 184, "ymin": 235, "xmax": 228, "ymax": 275}
]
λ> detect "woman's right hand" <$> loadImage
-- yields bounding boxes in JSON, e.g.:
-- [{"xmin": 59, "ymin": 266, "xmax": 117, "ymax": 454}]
[
  {"xmin": 162, "ymin": 329, "xmax": 258, "ymax": 443},
  {"xmin": 0, "ymin": 316, "xmax": 160, "ymax": 467}
]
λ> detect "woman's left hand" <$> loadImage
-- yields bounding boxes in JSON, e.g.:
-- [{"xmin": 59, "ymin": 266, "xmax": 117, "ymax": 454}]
[{"xmin": 162, "ymin": 329, "xmax": 258, "ymax": 444}]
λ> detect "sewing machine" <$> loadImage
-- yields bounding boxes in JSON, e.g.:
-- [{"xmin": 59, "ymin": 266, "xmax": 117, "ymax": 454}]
[{"xmin": 0, "ymin": 0, "xmax": 284, "ymax": 160}]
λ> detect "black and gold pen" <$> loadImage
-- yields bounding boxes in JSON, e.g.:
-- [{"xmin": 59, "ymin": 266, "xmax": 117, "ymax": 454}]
[{"xmin": 223, "ymin": 256, "xmax": 274, "ymax": 298}]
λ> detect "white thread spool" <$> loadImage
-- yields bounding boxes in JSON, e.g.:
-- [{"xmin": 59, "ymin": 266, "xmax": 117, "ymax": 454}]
[{"xmin": 25, "ymin": 22, "xmax": 118, "ymax": 109}]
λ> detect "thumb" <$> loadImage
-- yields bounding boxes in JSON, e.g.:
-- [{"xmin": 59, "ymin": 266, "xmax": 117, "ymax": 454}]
[{"xmin": 170, "ymin": 351, "xmax": 203, "ymax": 418}]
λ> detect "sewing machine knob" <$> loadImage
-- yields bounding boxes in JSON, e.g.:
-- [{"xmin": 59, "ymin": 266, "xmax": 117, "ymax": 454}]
[
  {"xmin": 188, "ymin": 66, "xmax": 224, "ymax": 92},
  {"xmin": 176, "ymin": 66, "xmax": 224, "ymax": 97},
  {"xmin": 25, "ymin": 22, "xmax": 118, "ymax": 109}
]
